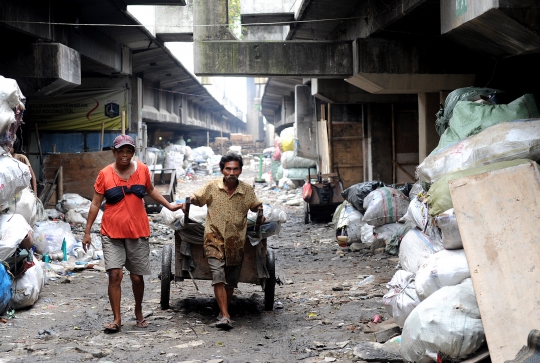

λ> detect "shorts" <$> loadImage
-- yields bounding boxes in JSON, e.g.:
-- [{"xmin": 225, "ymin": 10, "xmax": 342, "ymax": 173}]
[
  {"xmin": 101, "ymin": 235, "xmax": 150, "ymax": 275},
  {"xmin": 207, "ymin": 257, "xmax": 242, "ymax": 288}
]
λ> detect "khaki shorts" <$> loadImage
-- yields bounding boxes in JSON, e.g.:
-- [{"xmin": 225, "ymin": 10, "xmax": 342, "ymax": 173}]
[
  {"xmin": 101, "ymin": 235, "xmax": 150, "ymax": 275},
  {"xmin": 207, "ymin": 257, "xmax": 242, "ymax": 288}
]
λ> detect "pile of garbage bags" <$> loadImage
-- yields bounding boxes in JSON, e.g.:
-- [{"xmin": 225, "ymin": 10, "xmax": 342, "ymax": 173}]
[{"xmin": 332, "ymin": 88, "xmax": 540, "ymax": 362}]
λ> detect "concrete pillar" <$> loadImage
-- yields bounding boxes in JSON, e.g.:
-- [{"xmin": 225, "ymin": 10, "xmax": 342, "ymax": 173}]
[
  {"xmin": 193, "ymin": 0, "xmax": 236, "ymax": 41},
  {"xmin": 295, "ymin": 85, "xmax": 318, "ymax": 160},
  {"xmin": 418, "ymin": 93, "xmax": 440, "ymax": 161},
  {"xmin": 246, "ymin": 78, "xmax": 260, "ymax": 139}
]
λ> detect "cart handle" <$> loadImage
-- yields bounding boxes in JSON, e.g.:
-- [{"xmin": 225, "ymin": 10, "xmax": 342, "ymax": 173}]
[{"xmin": 184, "ymin": 196, "xmax": 192, "ymax": 223}]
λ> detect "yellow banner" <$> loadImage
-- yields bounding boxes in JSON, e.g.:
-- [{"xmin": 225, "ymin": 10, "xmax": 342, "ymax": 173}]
[{"xmin": 26, "ymin": 88, "xmax": 128, "ymax": 131}]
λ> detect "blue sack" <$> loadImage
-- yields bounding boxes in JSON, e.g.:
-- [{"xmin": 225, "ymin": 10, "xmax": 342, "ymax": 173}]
[{"xmin": 0, "ymin": 262, "xmax": 13, "ymax": 314}]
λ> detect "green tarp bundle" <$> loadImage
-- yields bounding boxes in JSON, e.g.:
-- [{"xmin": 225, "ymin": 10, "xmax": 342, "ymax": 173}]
[{"xmin": 432, "ymin": 94, "xmax": 540, "ymax": 155}]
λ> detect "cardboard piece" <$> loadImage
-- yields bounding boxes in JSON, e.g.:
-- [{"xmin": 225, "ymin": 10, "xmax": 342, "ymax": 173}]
[{"xmin": 448, "ymin": 161, "xmax": 540, "ymax": 363}]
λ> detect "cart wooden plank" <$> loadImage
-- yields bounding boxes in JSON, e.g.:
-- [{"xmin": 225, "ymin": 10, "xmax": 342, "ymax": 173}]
[{"xmin": 448, "ymin": 161, "xmax": 540, "ymax": 363}]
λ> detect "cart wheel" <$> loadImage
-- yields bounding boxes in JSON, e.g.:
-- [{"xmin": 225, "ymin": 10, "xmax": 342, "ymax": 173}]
[
  {"xmin": 264, "ymin": 249, "xmax": 276, "ymax": 311},
  {"xmin": 304, "ymin": 202, "xmax": 310, "ymax": 224},
  {"xmin": 160, "ymin": 244, "xmax": 172, "ymax": 310}
]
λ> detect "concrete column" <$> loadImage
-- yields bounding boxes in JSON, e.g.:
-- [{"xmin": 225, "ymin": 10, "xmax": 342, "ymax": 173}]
[
  {"xmin": 193, "ymin": 0, "xmax": 236, "ymax": 41},
  {"xmin": 246, "ymin": 78, "xmax": 260, "ymax": 139},
  {"xmin": 418, "ymin": 93, "xmax": 440, "ymax": 161},
  {"xmin": 295, "ymin": 85, "xmax": 318, "ymax": 160}
]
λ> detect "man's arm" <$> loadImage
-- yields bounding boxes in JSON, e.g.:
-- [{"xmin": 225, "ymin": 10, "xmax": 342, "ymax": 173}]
[{"xmin": 82, "ymin": 191, "xmax": 105, "ymax": 252}]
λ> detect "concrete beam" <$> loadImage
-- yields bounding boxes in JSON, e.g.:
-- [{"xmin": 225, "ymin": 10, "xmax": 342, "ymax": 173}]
[
  {"xmin": 2, "ymin": 43, "xmax": 81, "ymax": 97},
  {"xmin": 155, "ymin": 3, "xmax": 193, "ymax": 42},
  {"xmin": 441, "ymin": 0, "xmax": 540, "ymax": 58},
  {"xmin": 312, "ymin": 79, "xmax": 417, "ymax": 104},
  {"xmin": 194, "ymin": 41, "xmax": 352, "ymax": 77},
  {"xmin": 346, "ymin": 38, "xmax": 475, "ymax": 94},
  {"xmin": 124, "ymin": 0, "xmax": 186, "ymax": 5}
]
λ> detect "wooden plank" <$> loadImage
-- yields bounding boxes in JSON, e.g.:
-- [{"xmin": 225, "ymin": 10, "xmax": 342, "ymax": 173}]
[
  {"xmin": 43, "ymin": 151, "xmax": 115, "ymax": 200},
  {"xmin": 332, "ymin": 122, "xmax": 363, "ymax": 188},
  {"xmin": 448, "ymin": 161, "xmax": 540, "ymax": 363}
]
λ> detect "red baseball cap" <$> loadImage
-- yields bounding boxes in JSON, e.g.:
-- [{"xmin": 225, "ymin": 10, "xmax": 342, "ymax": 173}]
[{"xmin": 113, "ymin": 134, "xmax": 135, "ymax": 149}]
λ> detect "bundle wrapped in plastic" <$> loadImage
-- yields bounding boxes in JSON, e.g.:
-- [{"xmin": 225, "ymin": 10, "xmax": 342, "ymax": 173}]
[
  {"xmin": 280, "ymin": 151, "xmax": 316, "ymax": 169},
  {"xmin": 333, "ymin": 201, "xmax": 364, "ymax": 245},
  {"xmin": 248, "ymin": 204, "xmax": 287, "ymax": 225},
  {"xmin": 279, "ymin": 127, "xmax": 295, "ymax": 152},
  {"xmin": 0, "ymin": 155, "xmax": 31, "ymax": 209},
  {"xmin": 383, "ymin": 270, "xmax": 421, "ymax": 328},
  {"xmin": 418, "ymin": 119, "xmax": 540, "ymax": 183},
  {"xmin": 415, "ymin": 249, "xmax": 470, "ymax": 301},
  {"xmin": 33, "ymin": 220, "xmax": 77, "ymax": 255},
  {"xmin": 399, "ymin": 195, "xmax": 429, "ymax": 231},
  {"xmin": 10, "ymin": 260, "xmax": 46, "ymax": 309},
  {"xmin": 363, "ymin": 187, "xmax": 409, "ymax": 227},
  {"xmin": 399, "ymin": 229, "xmax": 442, "ymax": 273},
  {"xmin": 401, "ymin": 279, "xmax": 485, "ymax": 363},
  {"xmin": 6, "ymin": 187, "xmax": 37, "ymax": 227},
  {"xmin": 0, "ymin": 214, "xmax": 32, "ymax": 261},
  {"xmin": 341, "ymin": 181, "xmax": 385, "ymax": 213},
  {"xmin": 434, "ymin": 209, "xmax": 462, "ymax": 249}
]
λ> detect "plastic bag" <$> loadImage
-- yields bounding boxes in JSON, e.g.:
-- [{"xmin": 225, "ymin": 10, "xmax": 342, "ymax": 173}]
[
  {"xmin": 360, "ymin": 224, "xmax": 375, "ymax": 244},
  {"xmin": 248, "ymin": 204, "xmax": 287, "ymax": 225},
  {"xmin": 382, "ymin": 270, "xmax": 421, "ymax": 328},
  {"xmin": 272, "ymin": 136, "xmax": 282, "ymax": 161},
  {"xmin": 363, "ymin": 187, "xmax": 409, "ymax": 227},
  {"xmin": 58, "ymin": 193, "xmax": 91, "ymax": 213},
  {"xmin": 0, "ymin": 214, "xmax": 32, "ymax": 261},
  {"xmin": 401, "ymin": 279, "xmax": 485, "ymax": 362},
  {"xmin": 374, "ymin": 223, "xmax": 402, "ymax": 243},
  {"xmin": 408, "ymin": 183, "xmax": 424, "ymax": 201},
  {"xmin": 65, "ymin": 209, "xmax": 87, "ymax": 224},
  {"xmin": 33, "ymin": 220, "xmax": 77, "ymax": 255},
  {"xmin": 341, "ymin": 181, "xmax": 385, "ymax": 213},
  {"xmin": 280, "ymin": 151, "xmax": 316, "ymax": 169},
  {"xmin": 427, "ymin": 159, "xmax": 531, "ymax": 216},
  {"xmin": 399, "ymin": 229, "xmax": 442, "ymax": 273},
  {"xmin": 0, "ymin": 155, "xmax": 31, "ymax": 209},
  {"xmin": 435, "ymin": 208, "xmax": 462, "ymax": 249},
  {"xmin": 279, "ymin": 127, "xmax": 295, "ymax": 152},
  {"xmin": 418, "ymin": 119, "xmax": 540, "ymax": 183},
  {"xmin": 385, "ymin": 221, "xmax": 414, "ymax": 256},
  {"xmin": 0, "ymin": 262, "xmax": 13, "ymax": 314},
  {"xmin": 334, "ymin": 202, "xmax": 364, "ymax": 245},
  {"xmin": 302, "ymin": 182, "xmax": 313, "ymax": 202},
  {"xmin": 399, "ymin": 196, "xmax": 429, "ymax": 231},
  {"xmin": 6, "ymin": 187, "xmax": 37, "ymax": 227},
  {"xmin": 10, "ymin": 261, "xmax": 46, "ymax": 309},
  {"xmin": 415, "ymin": 249, "xmax": 470, "ymax": 301}
]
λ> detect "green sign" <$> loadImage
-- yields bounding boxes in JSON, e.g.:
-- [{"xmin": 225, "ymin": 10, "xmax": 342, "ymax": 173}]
[{"xmin": 456, "ymin": 0, "xmax": 467, "ymax": 16}]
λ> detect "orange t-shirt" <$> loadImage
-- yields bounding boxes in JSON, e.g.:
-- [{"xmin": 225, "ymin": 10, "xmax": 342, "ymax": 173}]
[{"xmin": 94, "ymin": 161, "xmax": 152, "ymax": 239}]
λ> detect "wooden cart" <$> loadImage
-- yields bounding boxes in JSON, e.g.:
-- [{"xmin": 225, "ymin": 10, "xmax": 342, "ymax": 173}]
[
  {"xmin": 144, "ymin": 168, "xmax": 177, "ymax": 213},
  {"xmin": 160, "ymin": 207, "xmax": 276, "ymax": 311}
]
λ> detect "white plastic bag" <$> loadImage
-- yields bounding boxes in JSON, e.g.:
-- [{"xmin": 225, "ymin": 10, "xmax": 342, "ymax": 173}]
[
  {"xmin": 374, "ymin": 223, "xmax": 402, "ymax": 243},
  {"xmin": 334, "ymin": 202, "xmax": 365, "ymax": 244},
  {"xmin": 435, "ymin": 209, "xmax": 462, "ymax": 249},
  {"xmin": 415, "ymin": 249, "xmax": 471, "ymax": 301},
  {"xmin": 0, "ymin": 155, "xmax": 31, "ymax": 209},
  {"xmin": 0, "ymin": 214, "xmax": 32, "ymax": 261},
  {"xmin": 280, "ymin": 151, "xmax": 316, "ymax": 169},
  {"xmin": 382, "ymin": 270, "xmax": 421, "ymax": 328},
  {"xmin": 248, "ymin": 204, "xmax": 288, "ymax": 225},
  {"xmin": 159, "ymin": 204, "xmax": 185, "ymax": 226},
  {"xmin": 360, "ymin": 224, "xmax": 375, "ymax": 244},
  {"xmin": 399, "ymin": 229, "xmax": 442, "ymax": 273},
  {"xmin": 6, "ymin": 187, "xmax": 37, "ymax": 227},
  {"xmin": 33, "ymin": 220, "xmax": 77, "ymax": 255},
  {"xmin": 65, "ymin": 209, "xmax": 87, "ymax": 224},
  {"xmin": 363, "ymin": 187, "xmax": 409, "ymax": 227},
  {"xmin": 399, "ymin": 196, "xmax": 429, "ymax": 231},
  {"xmin": 10, "ymin": 261, "xmax": 46, "ymax": 309},
  {"xmin": 401, "ymin": 279, "xmax": 485, "ymax": 363},
  {"xmin": 58, "ymin": 193, "xmax": 91, "ymax": 212}
]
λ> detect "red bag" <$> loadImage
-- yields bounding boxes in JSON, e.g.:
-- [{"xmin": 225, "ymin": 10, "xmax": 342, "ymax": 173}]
[{"xmin": 302, "ymin": 182, "xmax": 312, "ymax": 202}]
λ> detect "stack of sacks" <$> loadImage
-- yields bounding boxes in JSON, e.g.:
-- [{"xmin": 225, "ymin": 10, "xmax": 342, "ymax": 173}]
[
  {"xmin": 391, "ymin": 93, "xmax": 540, "ymax": 362},
  {"xmin": 280, "ymin": 150, "xmax": 316, "ymax": 181},
  {"xmin": 0, "ymin": 76, "xmax": 46, "ymax": 312},
  {"xmin": 56, "ymin": 193, "xmax": 103, "ymax": 225}
]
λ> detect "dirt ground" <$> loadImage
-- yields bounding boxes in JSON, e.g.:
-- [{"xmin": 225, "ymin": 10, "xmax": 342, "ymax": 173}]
[{"xmin": 0, "ymin": 169, "xmax": 399, "ymax": 363}]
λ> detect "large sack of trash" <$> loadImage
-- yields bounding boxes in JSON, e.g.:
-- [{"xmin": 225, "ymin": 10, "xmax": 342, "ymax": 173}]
[
  {"xmin": 400, "ymin": 195, "xmax": 429, "ymax": 231},
  {"xmin": 333, "ymin": 201, "xmax": 364, "ymax": 245},
  {"xmin": 435, "ymin": 86, "xmax": 503, "ymax": 136},
  {"xmin": 341, "ymin": 181, "xmax": 385, "ymax": 213},
  {"xmin": 401, "ymin": 279, "xmax": 485, "ymax": 363},
  {"xmin": 57, "ymin": 193, "xmax": 103, "ymax": 224},
  {"xmin": 427, "ymin": 159, "xmax": 532, "ymax": 216},
  {"xmin": 0, "ymin": 214, "xmax": 32, "ymax": 261},
  {"xmin": 363, "ymin": 187, "xmax": 409, "ymax": 227},
  {"xmin": 279, "ymin": 127, "xmax": 295, "ymax": 152},
  {"xmin": 280, "ymin": 151, "xmax": 316, "ymax": 169},
  {"xmin": 433, "ymin": 93, "xmax": 540, "ymax": 154},
  {"xmin": 283, "ymin": 168, "xmax": 310, "ymax": 180},
  {"xmin": 418, "ymin": 119, "xmax": 540, "ymax": 183},
  {"xmin": 6, "ymin": 187, "xmax": 37, "ymax": 227},
  {"xmin": 415, "ymin": 249, "xmax": 470, "ymax": 301},
  {"xmin": 434, "ymin": 209, "xmax": 462, "ymax": 249},
  {"xmin": 10, "ymin": 260, "xmax": 46, "ymax": 309},
  {"xmin": 0, "ymin": 155, "xmax": 31, "ymax": 210},
  {"xmin": 0, "ymin": 262, "xmax": 13, "ymax": 314},
  {"xmin": 33, "ymin": 220, "xmax": 77, "ymax": 255},
  {"xmin": 399, "ymin": 229, "xmax": 442, "ymax": 273},
  {"xmin": 189, "ymin": 146, "xmax": 214, "ymax": 162},
  {"xmin": 382, "ymin": 270, "xmax": 421, "ymax": 328}
]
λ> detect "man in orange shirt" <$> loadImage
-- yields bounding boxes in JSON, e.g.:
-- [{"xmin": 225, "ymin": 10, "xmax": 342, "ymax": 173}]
[{"xmin": 82, "ymin": 134, "xmax": 182, "ymax": 332}]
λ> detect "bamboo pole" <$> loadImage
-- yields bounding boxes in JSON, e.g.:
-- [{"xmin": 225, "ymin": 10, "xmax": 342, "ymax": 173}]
[
  {"xmin": 328, "ymin": 103, "xmax": 333, "ymax": 174},
  {"xmin": 57, "ymin": 166, "xmax": 63, "ymax": 202},
  {"xmin": 121, "ymin": 111, "xmax": 126, "ymax": 135},
  {"xmin": 34, "ymin": 123, "xmax": 43, "ymax": 165},
  {"xmin": 100, "ymin": 121, "xmax": 105, "ymax": 151},
  {"xmin": 391, "ymin": 104, "xmax": 396, "ymax": 184}
]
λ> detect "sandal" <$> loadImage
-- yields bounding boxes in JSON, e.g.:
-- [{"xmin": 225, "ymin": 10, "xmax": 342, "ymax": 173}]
[
  {"xmin": 216, "ymin": 317, "xmax": 234, "ymax": 330},
  {"xmin": 136, "ymin": 319, "xmax": 149, "ymax": 328},
  {"xmin": 103, "ymin": 322, "xmax": 121, "ymax": 332}
]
